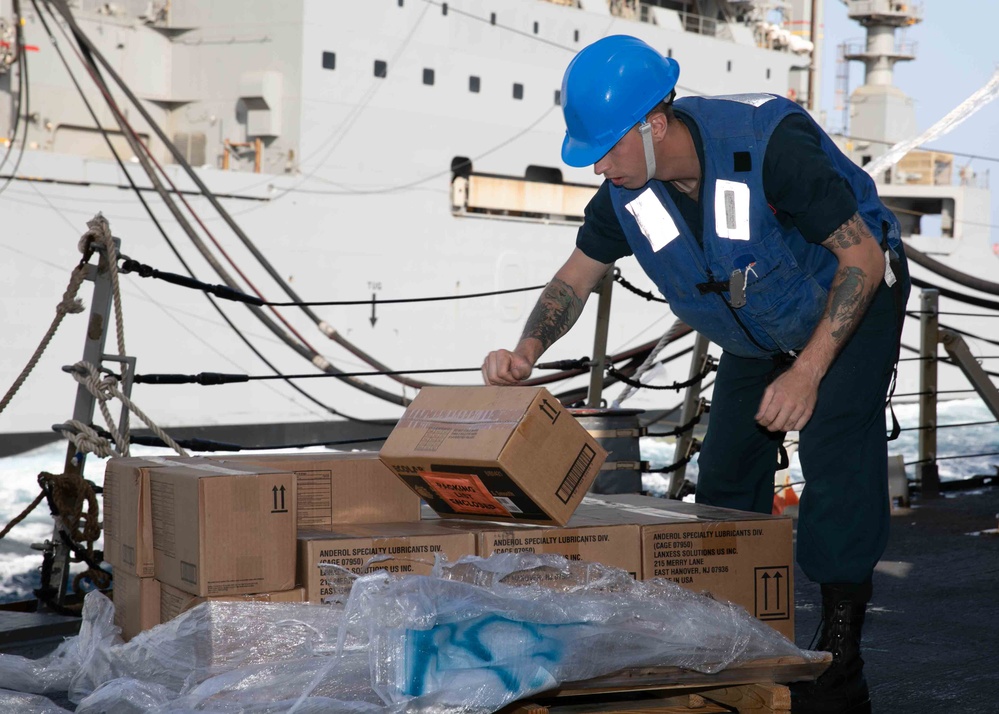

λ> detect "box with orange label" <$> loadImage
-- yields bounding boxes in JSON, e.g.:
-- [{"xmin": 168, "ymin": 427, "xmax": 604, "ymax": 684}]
[{"xmin": 379, "ymin": 386, "xmax": 607, "ymax": 525}]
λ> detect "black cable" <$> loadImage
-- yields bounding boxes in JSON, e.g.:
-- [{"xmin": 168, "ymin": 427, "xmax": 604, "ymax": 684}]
[
  {"xmin": 906, "ymin": 451, "xmax": 999, "ymax": 466},
  {"xmin": 84, "ymin": 423, "xmax": 390, "ymax": 453},
  {"xmin": 614, "ymin": 273, "xmax": 667, "ymax": 303},
  {"xmin": 133, "ymin": 367, "xmax": 484, "ymax": 385},
  {"xmin": 897, "ymin": 419, "xmax": 998, "ymax": 434},
  {"xmin": 119, "ymin": 258, "xmax": 546, "ymax": 306},
  {"xmin": 607, "ymin": 359, "xmax": 715, "ymax": 391}
]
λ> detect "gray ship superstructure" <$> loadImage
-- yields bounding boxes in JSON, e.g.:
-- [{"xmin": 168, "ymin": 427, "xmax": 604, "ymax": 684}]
[{"xmin": 0, "ymin": 0, "xmax": 993, "ymax": 454}]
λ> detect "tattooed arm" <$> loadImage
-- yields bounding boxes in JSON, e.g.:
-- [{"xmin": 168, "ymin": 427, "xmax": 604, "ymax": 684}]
[
  {"xmin": 482, "ymin": 248, "xmax": 612, "ymax": 385},
  {"xmin": 755, "ymin": 213, "xmax": 887, "ymax": 432}
]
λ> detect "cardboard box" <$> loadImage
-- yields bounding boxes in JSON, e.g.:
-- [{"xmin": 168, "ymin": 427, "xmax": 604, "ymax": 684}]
[
  {"xmin": 579, "ymin": 495, "xmax": 795, "ymax": 639},
  {"xmin": 149, "ymin": 461, "xmax": 297, "ymax": 597},
  {"xmin": 433, "ymin": 517, "xmax": 641, "ymax": 580},
  {"xmin": 207, "ymin": 452, "xmax": 420, "ymax": 528},
  {"xmin": 113, "ymin": 570, "xmax": 160, "ymax": 642},
  {"xmin": 104, "ymin": 456, "xmax": 183, "ymax": 577},
  {"xmin": 297, "ymin": 522, "xmax": 477, "ymax": 603},
  {"xmin": 159, "ymin": 582, "xmax": 307, "ymax": 623},
  {"xmin": 379, "ymin": 386, "xmax": 607, "ymax": 525}
]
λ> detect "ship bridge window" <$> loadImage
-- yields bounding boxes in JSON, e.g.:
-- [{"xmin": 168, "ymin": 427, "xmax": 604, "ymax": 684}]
[
  {"xmin": 423, "ymin": 68, "xmax": 435, "ymax": 85},
  {"xmin": 534, "ymin": 21, "xmax": 539, "ymax": 34},
  {"xmin": 322, "ymin": 52, "xmax": 336, "ymax": 70},
  {"xmin": 727, "ymin": 60, "xmax": 732, "ymax": 72},
  {"xmin": 469, "ymin": 75, "xmax": 481, "ymax": 93},
  {"xmin": 554, "ymin": 89, "xmax": 561, "ymax": 106},
  {"xmin": 767, "ymin": 68, "xmax": 771, "ymax": 79},
  {"xmin": 442, "ymin": 2, "xmax": 448, "ymax": 15},
  {"xmin": 374, "ymin": 60, "xmax": 387, "ymax": 78},
  {"xmin": 667, "ymin": 48, "xmax": 673, "ymax": 58},
  {"xmin": 574, "ymin": 29, "xmax": 579, "ymax": 42},
  {"xmin": 513, "ymin": 83, "xmax": 524, "ymax": 100},
  {"xmin": 491, "ymin": 12, "xmax": 496, "ymax": 25},
  {"xmin": 526, "ymin": 165, "xmax": 563, "ymax": 183}
]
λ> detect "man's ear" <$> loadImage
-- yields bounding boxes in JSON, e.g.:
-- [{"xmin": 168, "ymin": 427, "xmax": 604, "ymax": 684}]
[{"xmin": 650, "ymin": 111, "xmax": 669, "ymax": 141}]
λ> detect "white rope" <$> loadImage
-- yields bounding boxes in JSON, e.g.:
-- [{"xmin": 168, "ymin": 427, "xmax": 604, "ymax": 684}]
[
  {"xmin": 66, "ymin": 361, "xmax": 190, "ymax": 458},
  {"xmin": 82, "ymin": 213, "xmax": 131, "ymax": 448},
  {"xmin": 612, "ymin": 318, "xmax": 689, "ymax": 408},
  {"xmin": 865, "ymin": 68, "xmax": 999, "ymax": 178},
  {"xmin": 0, "ymin": 263, "xmax": 87, "ymax": 416}
]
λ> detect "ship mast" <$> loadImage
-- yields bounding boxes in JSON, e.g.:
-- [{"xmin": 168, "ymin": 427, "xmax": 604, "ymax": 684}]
[{"xmin": 842, "ymin": 0, "xmax": 922, "ymax": 164}]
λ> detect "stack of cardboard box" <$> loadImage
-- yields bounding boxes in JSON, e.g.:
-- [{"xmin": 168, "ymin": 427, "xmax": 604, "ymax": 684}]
[{"xmin": 104, "ymin": 386, "xmax": 795, "ymax": 642}]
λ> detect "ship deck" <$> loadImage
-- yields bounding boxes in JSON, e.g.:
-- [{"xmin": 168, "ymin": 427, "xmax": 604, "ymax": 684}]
[
  {"xmin": 793, "ymin": 483, "xmax": 999, "ymax": 713},
  {"xmin": 2, "ymin": 484, "xmax": 997, "ymax": 712}
]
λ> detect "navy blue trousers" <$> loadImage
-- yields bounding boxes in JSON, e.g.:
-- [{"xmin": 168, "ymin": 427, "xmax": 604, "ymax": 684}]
[{"xmin": 695, "ymin": 255, "xmax": 909, "ymax": 585}]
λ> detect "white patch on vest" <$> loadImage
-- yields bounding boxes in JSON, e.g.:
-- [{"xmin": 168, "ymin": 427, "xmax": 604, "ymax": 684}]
[
  {"xmin": 714, "ymin": 179, "xmax": 751, "ymax": 241},
  {"xmin": 884, "ymin": 249, "xmax": 897, "ymax": 287},
  {"xmin": 624, "ymin": 188, "xmax": 679, "ymax": 252},
  {"xmin": 722, "ymin": 93, "xmax": 777, "ymax": 107}
]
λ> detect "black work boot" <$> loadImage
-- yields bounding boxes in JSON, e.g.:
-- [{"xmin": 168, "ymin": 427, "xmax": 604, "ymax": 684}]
[{"xmin": 791, "ymin": 581, "xmax": 873, "ymax": 714}]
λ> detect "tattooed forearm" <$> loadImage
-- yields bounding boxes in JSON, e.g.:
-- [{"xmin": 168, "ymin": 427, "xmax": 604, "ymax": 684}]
[
  {"xmin": 521, "ymin": 278, "xmax": 585, "ymax": 351},
  {"xmin": 827, "ymin": 266, "xmax": 871, "ymax": 342},
  {"xmin": 824, "ymin": 214, "xmax": 866, "ymax": 250}
]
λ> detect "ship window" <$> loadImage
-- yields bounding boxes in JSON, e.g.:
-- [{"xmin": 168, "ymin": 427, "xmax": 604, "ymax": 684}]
[
  {"xmin": 491, "ymin": 12, "xmax": 496, "ymax": 25},
  {"xmin": 442, "ymin": 2, "xmax": 448, "ymax": 15},
  {"xmin": 574, "ymin": 29, "xmax": 579, "ymax": 42},
  {"xmin": 727, "ymin": 60, "xmax": 732, "ymax": 72},
  {"xmin": 398, "ymin": 0, "xmax": 403, "ymax": 5},
  {"xmin": 469, "ymin": 75, "xmax": 481, "ymax": 93},
  {"xmin": 554, "ymin": 89, "xmax": 561, "ymax": 106},
  {"xmin": 423, "ymin": 68, "xmax": 435, "ymax": 85},
  {"xmin": 513, "ymin": 83, "xmax": 524, "ymax": 100},
  {"xmin": 533, "ymin": 21, "xmax": 539, "ymax": 34},
  {"xmin": 322, "ymin": 52, "xmax": 336, "ymax": 70},
  {"xmin": 667, "ymin": 48, "xmax": 672, "ymax": 58},
  {"xmin": 374, "ymin": 60, "xmax": 387, "ymax": 78},
  {"xmin": 766, "ymin": 68, "xmax": 771, "ymax": 79}
]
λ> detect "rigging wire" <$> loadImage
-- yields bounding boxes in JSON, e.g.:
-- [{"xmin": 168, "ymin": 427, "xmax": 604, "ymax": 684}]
[
  {"xmin": 0, "ymin": 0, "xmax": 28, "ymax": 198},
  {"xmin": 33, "ymin": 0, "xmax": 379, "ymax": 425},
  {"xmin": 45, "ymin": 1, "xmax": 422, "ymax": 406}
]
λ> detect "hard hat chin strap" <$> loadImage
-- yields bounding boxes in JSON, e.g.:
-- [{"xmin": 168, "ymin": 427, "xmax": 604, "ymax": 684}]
[{"xmin": 638, "ymin": 119, "xmax": 656, "ymax": 183}]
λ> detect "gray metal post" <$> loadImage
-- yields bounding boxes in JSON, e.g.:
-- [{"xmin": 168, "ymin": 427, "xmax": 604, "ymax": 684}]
[
  {"xmin": 669, "ymin": 332, "xmax": 711, "ymax": 498},
  {"xmin": 587, "ymin": 270, "xmax": 614, "ymax": 408},
  {"xmin": 40, "ymin": 240, "xmax": 119, "ymax": 610},
  {"xmin": 917, "ymin": 289, "xmax": 940, "ymax": 499}
]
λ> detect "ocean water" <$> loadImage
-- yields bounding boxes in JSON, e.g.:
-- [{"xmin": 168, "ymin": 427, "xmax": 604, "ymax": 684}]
[{"xmin": 0, "ymin": 399, "xmax": 996, "ymax": 604}]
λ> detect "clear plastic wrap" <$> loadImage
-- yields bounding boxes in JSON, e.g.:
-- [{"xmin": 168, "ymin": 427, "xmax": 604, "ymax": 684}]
[
  {"xmin": 354, "ymin": 554, "xmax": 822, "ymax": 710},
  {"xmin": 0, "ymin": 553, "xmax": 824, "ymax": 712},
  {"xmin": 0, "ymin": 689, "xmax": 72, "ymax": 713}
]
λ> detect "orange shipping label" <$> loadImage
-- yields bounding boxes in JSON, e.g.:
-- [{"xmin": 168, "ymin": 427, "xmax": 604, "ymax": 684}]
[{"xmin": 420, "ymin": 471, "xmax": 511, "ymax": 517}]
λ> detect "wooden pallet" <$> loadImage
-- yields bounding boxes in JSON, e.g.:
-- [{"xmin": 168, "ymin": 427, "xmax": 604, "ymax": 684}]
[{"xmin": 500, "ymin": 654, "xmax": 831, "ymax": 714}]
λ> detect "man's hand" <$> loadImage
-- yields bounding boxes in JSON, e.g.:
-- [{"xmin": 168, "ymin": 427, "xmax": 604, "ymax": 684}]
[
  {"xmin": 755, "ymin": 361, "xmax": 822, "ymax": 433},
  {"xmin": 482, "ymin": 349, "xmax": 535, "ymax": 385}
]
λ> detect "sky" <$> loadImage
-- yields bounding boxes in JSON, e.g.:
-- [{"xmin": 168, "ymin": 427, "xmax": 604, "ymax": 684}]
[{"xmin": 817, "ymin": 0, "xmax": 999, "ymax": 248}]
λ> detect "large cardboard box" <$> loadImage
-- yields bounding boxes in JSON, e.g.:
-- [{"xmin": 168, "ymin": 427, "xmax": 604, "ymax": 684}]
[
  {"xmin": 113, "ymin": 570, "xmax": 160, "ymax": 642},
  {"xmin": 297, "ymin": 522, "xmax": 477, "ymax": 603},
  {"xmin": 159, "ymin": 582, "xmax": 307, "ymax": 623},
  {"xmin": 104, "ymin": 456, "xmax": 182, "ymax": 577},
  {"xmin": 379, "ymin": 386, "xmax": 607, "ymax": 525},
  {"xmin": 433, "ymin": 517, "xmax": 641, "ymax": 580},
  {"xmin": 207, "ymin": 452, "xmax": 420, "ymax": 528},
  {"xmin": 149, "ymin": 461, "xmax": 297, "ymax": 597},
  {"xmin": 579, "ymin": 495, "xmax": 795, "ymax": 640}
]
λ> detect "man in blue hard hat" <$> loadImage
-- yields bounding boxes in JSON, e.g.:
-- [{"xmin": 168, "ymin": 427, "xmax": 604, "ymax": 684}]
[{"xmin": 482, "ymin": 34, "xmax": 910, "ymax": 714}]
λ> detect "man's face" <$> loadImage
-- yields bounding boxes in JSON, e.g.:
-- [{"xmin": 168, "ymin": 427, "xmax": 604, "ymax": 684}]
[{"xmin": 593, "ymin": 124, "xmax": 648, "ymax": 190}]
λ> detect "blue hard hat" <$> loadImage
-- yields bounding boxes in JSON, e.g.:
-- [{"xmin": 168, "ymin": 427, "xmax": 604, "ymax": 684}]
[{"xmin": 560, "ymin": 35, "xmax": 680, "ymax": 167}]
